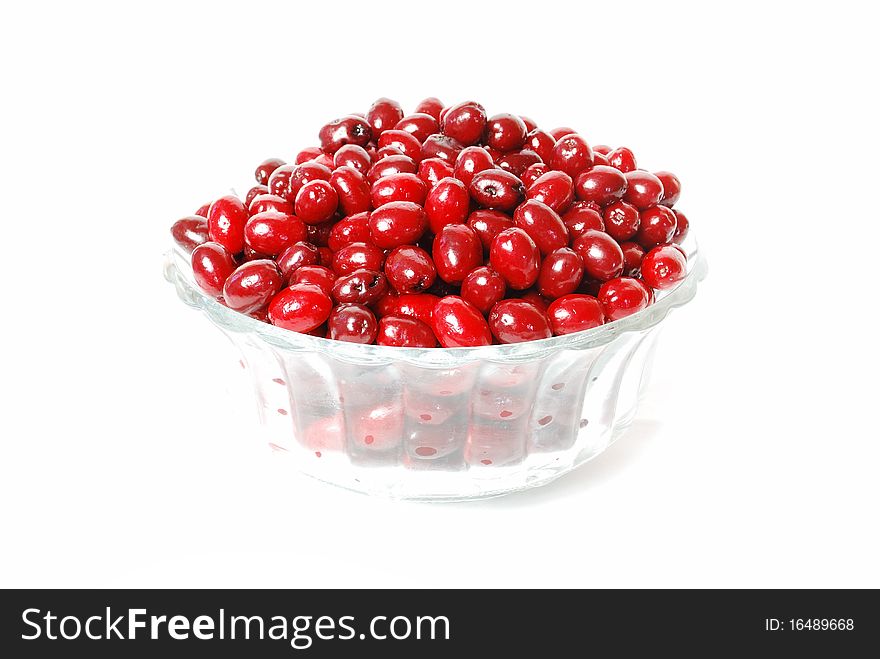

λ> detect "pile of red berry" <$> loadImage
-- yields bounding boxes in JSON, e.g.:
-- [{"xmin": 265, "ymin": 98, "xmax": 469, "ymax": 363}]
[{"xmin": 172, "ymin": 98, "xmax": 690, "ymax": 348}]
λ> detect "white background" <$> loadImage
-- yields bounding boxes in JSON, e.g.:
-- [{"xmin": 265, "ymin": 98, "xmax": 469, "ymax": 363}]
[{"xmin": 1, "ymin": 0, "xmax": 878, "ymax": 588}]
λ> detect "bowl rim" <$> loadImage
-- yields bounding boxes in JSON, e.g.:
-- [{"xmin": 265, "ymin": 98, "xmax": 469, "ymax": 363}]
[{"xmin": 165, "ymin": 234, "xmax": 707, "ymax": 366}]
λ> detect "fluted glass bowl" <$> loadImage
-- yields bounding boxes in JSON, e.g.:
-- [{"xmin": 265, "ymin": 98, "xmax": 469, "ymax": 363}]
[{"xmin": 164, "ymin": 224, "xmax": 706, "ymax": 501}]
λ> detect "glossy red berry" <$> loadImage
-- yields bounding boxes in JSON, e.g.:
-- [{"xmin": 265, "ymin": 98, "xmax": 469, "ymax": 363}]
[
  {"xmin": 575, "ymin": 165, "xmax": 628, "ymax": 206},
  {"xmin": 377, "ymin": 315, "xmax": 437, "ymax": 347},
  {"xmin": 255, "ymin": 157, "xmax": 286, "ymax": 185},
  {"xmin": 526, "ymin": 171, "xmax": 574, "ymax": 213},
  {"xmin": 276, "ymin": 241, "xmax": 320, "ymax": 281},
  {"xmin": 386, "ymin": 293, "xmax": 439, "ymax": 325},
  {"xmin": 461, "ymin": 266, "xmax": 506, "ymax": 315},
  {"xmin": 496, "ymin": 149, "xmax": 542, "ymax": 177},
  {"xmin": 366, "ymin": 97, "xmax": 404, "ymax": 137},
  {"xmin": 267, "ymin": 164, "xmax": 298, "ymax": 201},
  {"xmin": 331, "ymin": 268, "xmax": 388, "ymax": 305},
  {"xmin": 608, "ymin": 147, "xmax": 637, "ymax": 173},
  {"xmin": 370, "ymin": 172, "xmax": 428, "ymax": 207},
  {"xmin": 171, "ymin": 215, "xmax": 209, "ymax": 253},
  {"xmin": 421, "ymin": 134, "xmax": 464, "ymax": 163},
  {"xmin": 537, "ymin": 247, "xmax": 584, "ymax": 299},
  {"xmin": 513, "ymin": 199, "xmax": 569, "ymax": 255},
  {"xmin": 245, "ymin": 185, "xmax": 269, "ymax": 208},
  {"xmin": 378, "ymin": 129, "xmax": 422, "ymax": 161},
  {"xmin": 619, "ymin": 241, "xmax": 646, "ymax": 276},
  {"xmin": 333, "ymin": 144, "xmax": 372, "ymax": 174},
  {"xmin": 244, "ymin": 211, "xmax": 307, "ymax": 256},
  {"xmin": 369, "ymin": 201, "xmax": 428, "ymax": 249},
  {"xmin": 488, "ymin": 299, "xmax": 552, "ymax": 344},
  {"xmin": 432, "ymin": 223, "xmax": 482, "ymax": 285},
  {"xmin": 525, "ymin": 128, "xmax": 555, "ymax": 162},
  {"xmin": 289, "ymin": 161, "xmax": 333, "ymax": 197},
  {"xmin": 623, "ymin": 171, "xmax": 665, "ymax": 210},
  {"xmin": 440, "ymin": 101, "xmax": 487, "ymax": 146},
  {"xmin": 549, "ymin": 134, "xmax": 594, "ymax": 177},
  {"xmin": 295, "ymin": 147, "xmax": 322, "ymax": 164},
  {"xmin": 222, "ymin": 260, "xmax": 283, "ymax": 313},
  {"xmin": 484, "ymin": 113, "xmax": 528, "ymax": 152},
  {"xmin": 425, "ymin": 177, "xmax": 470, "ymax": 234},
  {"xmin": 367, "ymin": 154, "xmax": 418, "ymax": 184},
  {"xmin": 194, "ymin": 202, "xmax": 211, "ymax": 217},
  {"xmin": 672, "ymin": 209, "xmax": 690, "ymax": 243},
  {"xmin": 414, "ymin": 97, "xmax": 444, "ymax": 121},
  {"xmin": 467, "ymin": 209, "xmax": 514, "ymax": 252},
  {"xmin": 327, "ymin": 303, "xmax": 378, "ymax": 344},
  {"xmin": 549, "ymin": 126, "xmax": 576, "ymax": 141},
  {"xmin": 654, "ymin": 171, "xmax": 681, "ymax": 207},
  {"xmin": 207, "ymin": 195, "xmax": 249, "ymax": 254},
  {"xmin": 327, "ymin": 211, "xmax": 372, "ymax": 251},
  {"xmin": 417, "ymin": 158, "xmax": 454, "ymax": 188},
  {"xmin": 294, "ymin": 179, "xmax": 338, "ymax": 224},
  {"xmin": 572, "ymin": 230, "xmax": 625, "ymax": 281},
  {"xmin": 521, "ymin": 162, "xmax": 550, "ymax": 188},
  {"xmin": 640, "ymin": 245, "xmax": 687, "ymax": 290},
  {"xmin": 395, "ymin": 113, "xmax": 439, "ymax": 142},
  {"xmin": 453, "ymin": 146, "xmax": 495, "ymax": 187},
  {"xmin": 431, "ymin": 296, "xmax": 493, "ymax": 347},
  {"xmin": 248, "ymin": 193, "xmax": 294, "ymax": 216},
  {"xmin": 329, "ymin": 166, "xmax": 371, "ymax": 216},
  {"xmin": 332, "ymin": 241, "xmax": 385, "ymax": 276},
  {"xmin": 636, "ymin": 205, "xmax": 677, "ymax": 248},
  {"xmin": 562, "ymin": 202, "xmax": 605, "ymax": 240},
  {"xmin": 489, "ymin": 227, "xmax": 541, "ymax": 290},
  {"xmin": 318, "ymin": 115, "xmax": 372, "ymax": 154},
  {"xmin": 268, "ymin": 283, "xmax": 333, "ymax": 333},
  {"xmin": 191, "ymin": 242, "xmax": 237, "ymax": 297},
  {"xmin": 598, "ymin": 277, "xmax": 653, "ymax": 321},
  {"xmin": 518, "ymin": 290, "xmax": 551, "ymax": 313},
  {"xmin": 469, "ymin": 169, "xmax": 525, "ymax": 212},
  {"xmin": 603, "ymin": 200, "xmax": 641, "ymax": 241},
  {"xmin": 547, "ymin": 295, "xmax": 605, "ymax": 335},
  {"xmin": 290, "ymin": 265, "xmax": 336, "ymax": 296},
  {"xmin": 384, "ymin": 245, "xmax": 436, "ymax": 294}
]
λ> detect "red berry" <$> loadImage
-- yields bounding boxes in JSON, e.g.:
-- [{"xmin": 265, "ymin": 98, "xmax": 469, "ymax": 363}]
[
  {"xmin": 549, "ymin": 134, "xmax": 594, "ymax": 177},
  {"xmin": 295, "ymin": 147, "xmax": 322, "ymax": 164},
  {"xmin": 608, "ymin": 147, "xmax": 637, "ymax": 173},
  {"xmin": 378, "ymin": 129, "xmax": 422, "ymax": 161},
  {"xmin": 255, "ymin": 157, "xmax": 286, "ymax": 185},
  {"xmin": 525, "ymin": 128, "xmax": 555, "ymax": 162},
  {"xmin": 417, "ymin": 158, "xmax": 454, "ymax": 188},
  {"xmin": 592, "ymin": 152, "xmax": 610, "ymax": 166},
  {"xmin": 517, "ymin": 290, "xmax": 551, "ymax": 313},
  {"xmin": 461, "ymin": 266, "xmax": 506, "ymax": 315},
  {"xmin": 327, "ymin": 303, "xmax": 378, "ymax": 344},
  {"xmin": 440, "ymin": 101, "xmax": 487, "ymax": 146},
  {"xmin": 672, "ymin": 209, "xmax": 689, "ymax": 243},
  {"xmin": 575, "ymin": 165, "xmax": 628, "ymax": 206},
  {"xmin": 466, "ymin": 210, "xmax": 513, "ymax": 252},
  {"xmin": 489, "ymin": 227, "xmax": 541, "ymax": 290},
  {"xmin": 496, "ymin": 149, "xmax": 542, "ymax": 177},
  {"xmin": 488, "ymin": 299, "xmax": 552, "ymax": 344},
  {"xmin": 572, "ymin": 230, "xmax": 625, "ymax": 281},
  {"xmin": 244, "ymin": 211, "xmax": 307, "ymax": 256},
  {"xmin": 331, "ymin": 268, "xmax": 388, "ymax": 305},
  {"xmin": 248, "ymin": 193, "xmax": 294, "ymax": 216},
  {"xmin": 526, "ymin": 170, "xmax": 574, "ymax": 213},
  {"xmin": 369, "ymin": 201, "xmax": 428, "ymax": 249},
  {"xmin": 318, "ymin": 115, "xmax": 372, "ymax": 154},
  {"xmin": 171, "ymin": 215, "xmax": 209, "ymax": 253},
  {"xmin": 421, "ymin": 134, "xmax": 464, "ymax": 163},
  {"xmin": 469, "ymin": 168, "xmax": 525, "ymax": 212},
  {"xmin": 222, "ymin": 260, "xmax": 283, "ymax": 313},
  {"xmin": 395, "ymin": 113, "xmax": 439, "ymax": 142},
  {"xmin": 290, "ymin": 264, "xmax": 336, "ymax": 296},
  {"xmin": 377, "ymin": 315, "xmax": 437, "ymax": 347},
  {"xmin": 329, "ymin": 166, "xmax": 371, "ymax": 216},
  {"xmin": 294, "ymin": 179, "xmax": 338, "ymax": 224},
  {"xmin": 328, "ymin": 211, "xmax": 372, "ymax": 251},
  {"xmin": 414, "ymin": 97, "xmax": 444, "ymax": 121},
  {"xmin": 387, "ymin": 293, "xmax": 439, "ymax": 325},
  {"xmin": 549, "ymin": 126, "xmax": 576, "ymax": 141},
  {"xmin": 370, "ymin": 172, "xmax": 428, "ymax": 207},
  {"xmin": 537, "ymin": 247, "xmax": 584, "ymax": 298},
  {"xmin": 623, "ymin": 171, "xmax": 664, "ymax": 210},
  {"xmin": 603, "ymin": 200, "xmax": 641, "ymax": 241},
  {"xmin": 194, "ymin": 202, "xmax": 211, "ymax": 217},
  {"xmin": 547, "ymin": 294, "xmax": 605, "ymax": 335},
  {"xmin": 635, "ymin": 205, "xmax": 677, "ymax": 248},
  {"xmin": 333, "ymin": 144, "xmax": 372, "ymax": 174},
  {"xmin": 432, "ymin": 223, "xmax": 482, "ymax": 285},
  {"xmin": 276, "ymin": 236, "xmax": 320, "ymax": 276},
  {"xmin": 207, "ymin": 195, "xmax": 249, "ymax": 254},
  {"xmin": 267, "ymin": 164, "xmax": 297, "ymax": 201},
  {"xmin": 453, "ymin": 146, "xmax": 495, "ymax": 187},
  {"xmin": 289, "ymin": 161, "xmax": 332, "ymax": 197},
  {"xmin": 191, "ymin": 242, "xmax": 237, "ymax": 297},
  {"xmin": 425, "ymin": 177, "xmax": 470, "ymax": 234},
  {"xmin": 520, "ymin": 116, "xmax": 537, "ymax": 132},
  {"xmin": 307, "ymin": 220, "xmax": 334, "ymax": 247},
  {"xmin": 367, "ymin": 154, "xmax": 418, "ymax": 184},
  {"xmin": 619, "ymin": 241, "xmax": 646, "ymax": 276},
  {"xmin": 384, "ymin": 245, "xmax": 436, "ymax": 294},
  {"xmin": 521, "ymin": 162, "xmax": 550, "ymax": 188},
  {"xmin": 268, "ymin": 283, "xmax": 333, "ymax": 333},
  {"xmin": 512, "ymin": 199, "xmax": 569, "ymax": 255},
  {"xmin": 432, "ymin": 296, "xmax": 492, "ymax": 347},
  {"xmin": 654, "ymin": 171, "xmax": 681, "ymax": 207},
  {"xmin": 562, "ymin": 202, "xmax": 605, "ymax": 240},
  {"xmin": 640, "ymin": 245, "xmax": 687, "ymax": 290},
  {"xmin": 484, "ymin": 113, "xmax": 528, "ymax": 152},
  {"xmin": 332, "ymin": 241, "xmax": 385, "ymax": 275},
  {"xmin": 598, "ymin": 277, "xmax": 653, "ymax": 321},
  {"xmin": 366, "ymin": 97, "xmax": 404, "ymax": 138},
  {"xmin": 245, "ymin": 185, "xmax": 269, "ymax": 208}
]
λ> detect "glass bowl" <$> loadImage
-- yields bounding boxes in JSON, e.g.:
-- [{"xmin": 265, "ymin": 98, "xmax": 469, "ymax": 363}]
[{"xmin": 164, "ymin": 222, "xmax": 706, "ymax": 501}]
